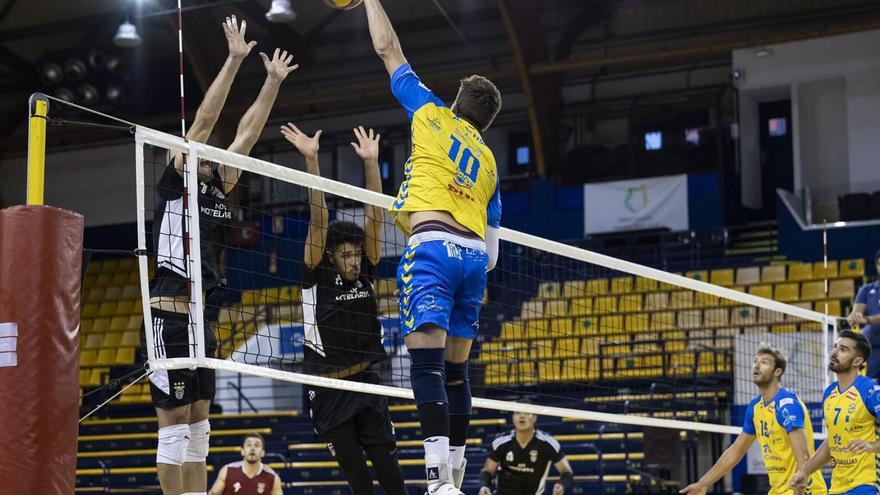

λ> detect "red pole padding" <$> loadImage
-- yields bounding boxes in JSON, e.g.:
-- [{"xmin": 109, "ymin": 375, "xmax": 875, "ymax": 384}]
[{"xmin": 0, "ymin": 205, "xmax": 83, "ymax": 495}]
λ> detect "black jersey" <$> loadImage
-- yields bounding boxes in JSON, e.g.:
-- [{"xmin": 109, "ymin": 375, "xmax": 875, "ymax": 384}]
[
  {"xmin": 488, "ymin": 429, "xmax": 565, "ymax": 495},
  {"xmin": 301, "ymin": 255, "xmax": 386, "ymax": 374},
  {"xmin": 150, "ymin": 162, "xmax": 230, "ymax": 296}
]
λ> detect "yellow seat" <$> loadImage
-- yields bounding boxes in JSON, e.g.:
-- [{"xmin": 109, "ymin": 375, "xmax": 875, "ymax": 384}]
[
  {"xmin": 610, "ymin": 276, "xmax": 633, "ymax": 294},
  {"xmin": 555, "ymin": 338, "xmax": 581, "ymax": 358},
  {"xmin": 562, "ymin": 281, "xmax": 586, "ymax": 298},
  {"xmin": 812, "ymin": 261, "xmax": 838, "ymax": 280},
  {"xmin": 801, "ymin": 281, "xmax": 825, "ymax": 300},
  {"xmin": 538, "ymin": 360, "xmax": 561, "ymax": 382},
  {"xmin": 80, "ymin": 318, "xmax": 93, "ymax": 333},
  {"xmin": 787, "ymin": 263, "xmax": 813, "ymax": 281},
  {"xmin": 537, "ymin": 282, "xmax": 562, "ymax": 300},
  {"xmin": 117, "ymin": 258, "xmax": 136, "ymax": 272},
  {"xmin": 735, "ymin": 267, "xmax": 761, "ymax": 286},
  {"xmin": 121, "ymin": 285, "xmax": 140, "ymax": 299},
  {"xmin": 747, "ymin": 284, "xmax": 773, "ymax": 299},
  {"xmin": 829, "ymin": 279, "xmax": 854, "ymax": 299},
  {"xmin": 91, "ymin": 317, "xmax": 110, "ymax": 333},
  {"xmin": 111, "ymin": 272, "xmax": 128, "ymax": 286},
  {"xmin": 669, "ymin": 291, "xmax": 694, "ymax": 309},
  {"xmin": 98, "ymin": 259, "xmax": 119, "ymax": 273},
  {"xmin": 120, "ymin": 330, "xmax": 139, "ymax": 347},
  {"xmin": 570, "ymin": 297, "xmax": 592, "ymax": 316},
  {"xmin": 104, "ymin": 285, "xmax": 123, "ymax": 300},
  {"xmin": 676, "ymin": 309, "xmax": 702, "ymax": 329},
  {"xmin": 634, "ymin": 277, "xmax": 658, "ymax": 293},
  {"xmin": 839, "ymin": 259, "xmax": 865, "ymax": 278},
  {"xmin": 585, "ymin": 279, "xmax": 608, "ymax": 296},
  {"xmin": 618, "ymin": 294, "xmax": 642, "ymax": 313},
  {"xmin": 573, "ymin": 317, "xmax": 598, "ymax": 336},
  {"xmin": 282, "ymin": 285, "xmax": 303, "ymax": 303},
  {"xmin": 85, "ymin": 287, "xmax": 106, "ymax": 303},
  {"xmin": 593, "ymin": 296, "xmax": 618, "ymax": 314},
  {"xmin": 709, "ymin": 269, "xmax": 734, "ymax": 286},
  {"xmin": 240, "ymin": 291, "xmax": 258, "ymax": 307},
  {"xmin": 821, "ymin": 300, "xmax": 843, "ymax": 317},
  {"xmin": 686, "ymin": 270, "xmax": 708, "ymax": 282},
  {"xmin": 80, "ymin": 349, "xmax": 98, "ymax": 367},
  {"xmin": 774, "ymin": 282, "xmax": 799, "ymax": 302},
  {"xmin": 644, "ymin": 292, "xmax": 668, "ymax": 310},
  {"xmin": 599, "ymin": 315, "xmax": 624, "ymax": 335},
  {"xmin": 757, "ymin": 308, "xmax": 784, "ymax": 323},
  {"xmin": 544, "ymin": 300, "xmax": 569, "ymax": 318},
  {"xmin": 126, "ymin": 271, "xmax": 140, "ymax": 285},
  {"xmin": 513, "ymin": 362, "xmax": 537, "ymax": 384},
  {"xmin": 126, "ymin": 315, "xmax": 143, "ymax": 331},
  {"xmin": 695, "ymin": 292, "xmax": 720, "ymax": 307},
  {"xmin": 772, "ymin": 324, "xmax": 798, "ymax": 333},
  {"xmin": 520, "ymin": 300, "xmax": 543, "ymax": 320},
  {"xmin": 533, "ymin": 340, "xmax": 554, "ymax": 359},
  {"xmin": 761, "ymin": 265, "xmax": 787, "ymax": 284},
  {"xmin": 82, "ymin": 303, "xmax": 100, "ymax": 318},
  {"xmin": 651, "ymin": 311, "xmax": 676, "ymax": 330},
  {"xmin": 95, "ymin": 349, "xmax": 115, "ymax": 366},
  {"xmin": 522, "ymin": 319, "xmax": 549, "ymax": 339},
  {"xmin": 484, "ymin": 363, "xmax": 509, "ymax": 385},
  {"xmin": 730, "ymin": 307, "xmax": 757, "ymax": 326},
  {"xmin": 109, "ymin": 316, "xmax": 128, "ymax": 332},
  {"xmin": 83, "ymin": 333, "xmax": 103, "ymax": 349},
  {"xmin": 550, "ymin": 318, "xmax": 573, "ymax": 336},
  {"xmin": 100, "ymin": 332, "xmax": 122, "ymax": 348},
  {"xmin": 115, "ymin": 298, "xmax": 137, "ymax": 315},
  {"xmin": 561, "ymin": 359, "xmax": 590, "ymax": 381},
  {"xmin": 703, "ymin": 308, "xmax": 729, "ymax": 327},
  {"xmin": 97, "ymin": 302, "xmax": 117, "ymax": 317},
  {"xmin": 501, "ymin": 321, "xmax": 524, "ymax": 340},
  {"xmin": 625, "ymin": 314, "xmax": 650, "ymax": 333}
]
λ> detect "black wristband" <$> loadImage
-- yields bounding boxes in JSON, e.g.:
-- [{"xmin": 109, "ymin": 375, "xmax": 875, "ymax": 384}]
[
  {"xmin": 558, "ymin": 471, "xmax": 574, "ymax": 490},
  {"xmin": 479, "ymin": 470, "xmax": 493, "ymax": 488}
]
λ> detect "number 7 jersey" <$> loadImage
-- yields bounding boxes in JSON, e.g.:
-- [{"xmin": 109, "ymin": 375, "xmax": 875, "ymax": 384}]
[{"xmin": 388, "ymin": 63, "xmax": 502, "ymax": 239}]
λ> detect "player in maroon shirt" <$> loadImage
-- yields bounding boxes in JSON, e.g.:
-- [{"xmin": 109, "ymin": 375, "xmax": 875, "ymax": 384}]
[{"xmin": 209, "ymin": 433, "xmax": 283, "ymax": 495}]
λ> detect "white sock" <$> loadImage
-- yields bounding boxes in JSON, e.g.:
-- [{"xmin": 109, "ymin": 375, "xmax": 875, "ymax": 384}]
[
  {"xmin": 424, "ymin": 436, "xmax": 450, "ymax": 465},
  {"xmin": 448, "ymin": 445, "xmax": 466, "ymax": 469}
]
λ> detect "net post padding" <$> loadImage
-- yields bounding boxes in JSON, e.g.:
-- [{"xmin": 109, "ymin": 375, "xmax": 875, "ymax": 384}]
[{"xmin": 0, "ymin": 205, "xmax": 83, "ymax": 494}]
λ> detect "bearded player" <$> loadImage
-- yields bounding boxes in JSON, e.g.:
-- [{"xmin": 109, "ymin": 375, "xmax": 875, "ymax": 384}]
[
  {"xmin": 680, "ymin": 345, "xmax": 826, "ymax": 495},
  {"xmin": 362, "ymin": 1, "xmax": 503, "ymax": 494}
]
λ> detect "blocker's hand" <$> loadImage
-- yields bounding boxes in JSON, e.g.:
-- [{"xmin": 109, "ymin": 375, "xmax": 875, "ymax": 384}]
[
  {"xmin": 351, "ymin": 126, "xmax": 380, "ymax": 163},
  {"xmin": 223, "ymin": 15, "xmax": 256, "ymax": 61},
  {"xmin": 260, "ymin": 48, "xmax": 299, "ymax": 82},
  {"xmin": 281, "ymin": 123, "xmax": 321, "ymax": 161}
]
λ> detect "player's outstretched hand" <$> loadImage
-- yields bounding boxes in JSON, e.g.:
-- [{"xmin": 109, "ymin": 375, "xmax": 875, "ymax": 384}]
[
  {"xmin": 847, "ymin": 439, "xmax": 878, "ymax": 454},
  {"xmin": 223, "ymin": 15, "xmax": 256, "ymax": 61},
  {"xmin": 351, "ymin": 126, "xmax": 380, "ymax": 162},
  {"xmin": 679, "ymin": 483, "xmax": 707, "ymax": 495},
  {"xmin": 281, "ymin": 123, "xmax": 321, "ymax": 161},
  {"xmin": 789, "ymin": 471, "xmax": 808, "ymax": 495},
  {"xmin": 260, "ymin": 49, "xmax": 299, "ymax": 82},
  {"xmin": 478, "ymin": 487, "xmax": 492, "ymax": 495},
  {"xmin": 552, "ymin": 482, "xmax": 565, "ymax": 495}
]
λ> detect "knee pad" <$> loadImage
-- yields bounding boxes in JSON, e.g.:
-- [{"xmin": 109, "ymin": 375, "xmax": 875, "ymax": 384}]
[
  {"xmin": 444, "ymin": 361, "xmax": 471, "ymax": 416},
  {"xmin": 409, "ymin": 348, "xmax": 447, "ymax": 406},
  {"xmin": 185, "ymin": 419, "xmax": 210, "ymax": 463},
  {"xmin": 157, "ymin": 423, "xmax": 190, "ymax": 466}
]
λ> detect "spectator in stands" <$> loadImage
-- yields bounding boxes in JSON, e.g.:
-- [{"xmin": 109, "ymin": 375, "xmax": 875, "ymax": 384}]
[
  {"xmin": 846, "ymin": 249, "xmax": 880, "ymax": 379},
  {"xmin": 479, "ymin": 407, "xmax": 574, "ymax": 495},
  {"xmin": 209, "ymin": 433, "xmax": 283, "ymax": 495}
]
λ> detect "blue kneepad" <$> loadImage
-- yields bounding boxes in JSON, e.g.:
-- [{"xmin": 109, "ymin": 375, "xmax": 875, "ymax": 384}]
[
  {"xmin": 445, "ymin": 361, "xmax": 471, "ymax": 415},
  {"xmin": 409, "ymin": 348, "xmax": 447, "ymax": 405}
]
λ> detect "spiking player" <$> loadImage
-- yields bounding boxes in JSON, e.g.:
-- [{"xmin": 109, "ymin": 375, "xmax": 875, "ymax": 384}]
[
  {"xmin": 791, "ymin": 330, "xmax": 880, "ymax": 495},
  {"xmin": 144, "ymin": 16, "xmax": 298, "ymax": 495},
  {"xmin": 362, "ymin": 1, "xmax": 503, "ymax": 493},
  {"xmin": 681, "ymin": 345, "xmax": 827, "ymax": 495}
]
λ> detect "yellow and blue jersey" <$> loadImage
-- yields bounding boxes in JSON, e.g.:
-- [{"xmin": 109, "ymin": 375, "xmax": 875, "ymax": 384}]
[
  {"xmin": 388, "ymin": 63, "xmax": 501, "ymax": 239},
  {"xmin": 742, "ymin": 387, "xmax": 827, "ymax": 495},
  {"xmin": 822, "ymin": 375, "xmax": 880, "ymax": 494}
]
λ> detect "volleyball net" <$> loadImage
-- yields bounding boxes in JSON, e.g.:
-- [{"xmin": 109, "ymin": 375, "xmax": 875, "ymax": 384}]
[{"xmin": 135, "ymin": 125, "xmax": 838, "ymax": 436}]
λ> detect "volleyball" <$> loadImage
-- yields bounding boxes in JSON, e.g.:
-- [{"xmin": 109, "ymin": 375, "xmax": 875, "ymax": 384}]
[{"xmin": 323, "ymin": 0, "xmax": 363, "ymax": 10}]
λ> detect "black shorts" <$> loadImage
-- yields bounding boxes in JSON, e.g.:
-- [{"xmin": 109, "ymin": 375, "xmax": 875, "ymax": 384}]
[
  {"xmin": 141, "ymin": 308, "xmax": 218, "ymax": 409},
  {"xmin": 308, "ymin": 370, "xmax": 394, "ymax": 445}
]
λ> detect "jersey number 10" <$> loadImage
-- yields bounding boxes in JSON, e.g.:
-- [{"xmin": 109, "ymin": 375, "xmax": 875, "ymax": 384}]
[{"xmin": 448, "ymin": 135, "xmax": 480, "ymax": 183}]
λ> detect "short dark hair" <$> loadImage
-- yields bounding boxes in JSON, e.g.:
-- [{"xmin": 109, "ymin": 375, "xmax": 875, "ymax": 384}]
[
  {"xmin": 453, "ymin": 75, "xmax": 502, "ymax": 131},
  {"xmin": 838, "ymin": 330, "xmax": 871, "ymax": 364},
  {"xmin": 242, "ymin": 432, "xmax": 265, "ymax": 447},
  {"xmin": 756, "ymin": 344, "xmax": 787, "ymax": 375},
  {"xmin": 325, "ymin": 221, "xmax": 365, "ymax": 254}
]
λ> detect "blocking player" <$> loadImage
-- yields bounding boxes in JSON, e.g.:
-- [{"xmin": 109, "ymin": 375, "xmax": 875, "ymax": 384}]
[
  {"xmin": 281, "ymin": 123, "xmax": 407, "ymax": 495},
  {"xmin": 144, "ymin": 16, "xmax": 298, "ymax": 495},
  {"xmin": 479, "ymin": 410, "xmax": 574, "ymax": 495},
  {"xmin": 208, "ymin": 433, "xmax": 283, "ymax": 495},
  {"xmin": 362, "ymin": 1, "xmax": 503, "ymax": 493},
  {"xmin": 790, "ymin": 331, "xmax": 880, "ymax": 495},
  {"xmin": 680, "ymin": 345, "xmax": 826, "ymax": 495}
]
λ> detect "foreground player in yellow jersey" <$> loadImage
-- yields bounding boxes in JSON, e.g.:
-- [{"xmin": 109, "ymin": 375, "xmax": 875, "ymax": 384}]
[
  {"xmin": 681, "ymin": 345, "xmax": 827, "ymax": 495},
  {"xmin": 791, "ymin": 330, "xmax": 880, "ymax": 495},
  {"xmin": 362, "ymin": 1, "xmax": 503, "ymax": 494}
]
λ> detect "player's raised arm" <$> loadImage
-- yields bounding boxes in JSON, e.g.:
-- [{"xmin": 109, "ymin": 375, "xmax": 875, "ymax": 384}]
[
  {"xmin": 221, "ymin": 48, "xmax": 299, "ymax": 192},
  {"xmin": 281, "ymin": 123, "xmax": 326, "ymax": 270},
  {"xmin": 363, "ymin": 0, "xmax": 406, "ymax": 77},
  {"xmin": 207, "ymin": 465, "xmax": 227, "ymax": 495},
  {"xmin": 351, "ymin": 126, "xmax": 383, "ymax": 266},
  {"xmin": 680, "ymin": 432, "xmax": 755, "ymax": 495},
  {"xmin": 173, "ymin": 15, "xmax": 255, "ymax": 174}
]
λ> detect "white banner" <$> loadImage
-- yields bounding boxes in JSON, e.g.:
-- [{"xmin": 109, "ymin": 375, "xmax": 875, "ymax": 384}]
[{"xmin": 583, "ymin": 174, "xmax": 689, "ymax": 235}]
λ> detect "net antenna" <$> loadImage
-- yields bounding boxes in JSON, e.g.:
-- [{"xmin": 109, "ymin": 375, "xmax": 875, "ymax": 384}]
[{"xmin": 135, "ymin": 124, "xmax": 834, "ymax": 438}]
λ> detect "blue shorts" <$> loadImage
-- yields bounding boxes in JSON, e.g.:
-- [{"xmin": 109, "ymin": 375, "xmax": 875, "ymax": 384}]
[
  {"xmin": 834, "ymin": 486, "xmax": 879, "ymax": 495},
  {"xmin": 397, "ymin": 231, "xmax": 488, "ymax": 339}
]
